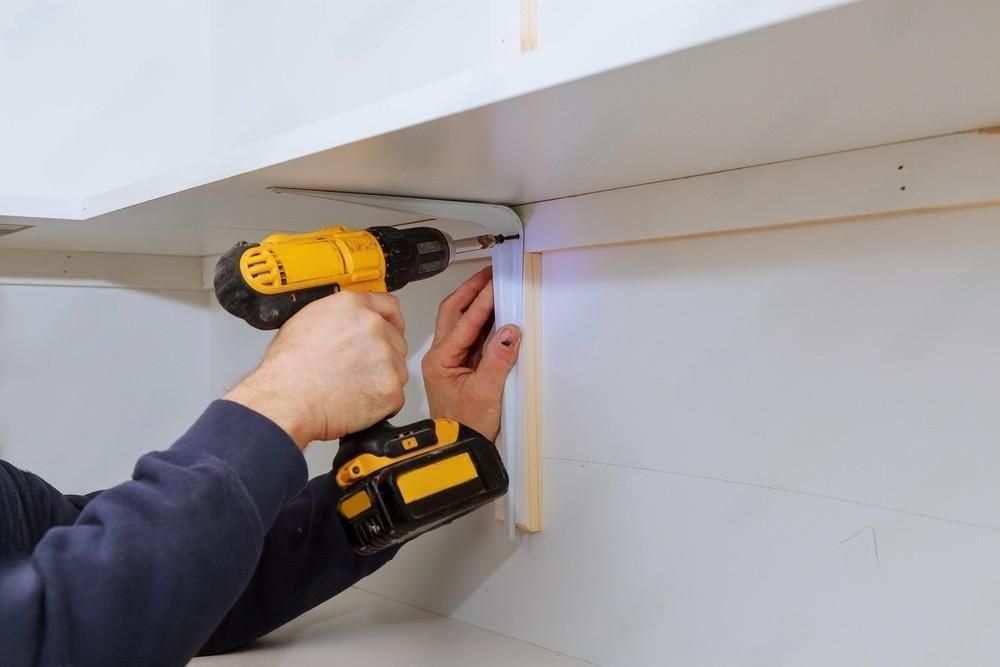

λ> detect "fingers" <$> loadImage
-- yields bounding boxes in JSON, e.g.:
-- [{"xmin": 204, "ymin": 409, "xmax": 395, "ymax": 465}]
[
  {"xmin": 434, "ymin": 266, "xmax": 493, "ymax": 340},
  {"xmin": 437, "ymin": 280, "xmax": 495, "ymax": 365},
  {"xmin": 476, "ymin": 324, "xmax": 521, "ymax": 394},
  {"xmin": 387, "ymin": 346, "xmax": 410, "ymax": 392},
  {"xmin": 467, "ymin": 311, "xmax": 495, "ymax": 370},
  {"xmin": 360, "ymin": 292, "xmax": 406, "ymax": 336},
  {"xmin": 382, "ymin": 319, "xmax": 409, "ymax": 361},
  {"xmin": 371, "ymin": 356, "xmax": 407, "ymax": 417},
  {"xmin": 367, "ymin": 295, "xmax": 409, "ymax": 385}
]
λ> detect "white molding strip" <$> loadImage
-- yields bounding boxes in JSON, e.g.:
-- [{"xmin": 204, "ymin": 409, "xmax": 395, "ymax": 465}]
[
  {"xmin": 520, "ymin": 131, "xmax": 1000, "ymax": 253},
  {"xmin": 0, "ymin": 249, "xmax": 204, "ymax": 290}
]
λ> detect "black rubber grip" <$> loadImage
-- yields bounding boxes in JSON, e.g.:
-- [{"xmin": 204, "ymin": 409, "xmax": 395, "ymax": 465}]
[{"xmin": 213, "ymin": 242, "xmax": 339, "ymax": 330}]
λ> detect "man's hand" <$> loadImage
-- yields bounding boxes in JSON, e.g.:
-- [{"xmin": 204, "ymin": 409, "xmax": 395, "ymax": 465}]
[
  {"xmin": 422, "ymin": 266, "xmax": 521, "ymax": 441},
  {"xmin": 226, "ymin": 292, "xmax": 409, "ymax": 449}
]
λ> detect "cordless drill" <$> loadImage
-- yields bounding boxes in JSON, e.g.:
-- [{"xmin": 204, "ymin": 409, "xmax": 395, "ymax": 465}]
[{"xmin": 214, "ymin": 225, "xmax": 517, "ymax": 554}]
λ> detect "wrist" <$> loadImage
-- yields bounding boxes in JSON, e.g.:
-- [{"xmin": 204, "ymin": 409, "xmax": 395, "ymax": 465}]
[{"xmin": 224, "ymin": 372, "xmax": 316, "ymax": 450}]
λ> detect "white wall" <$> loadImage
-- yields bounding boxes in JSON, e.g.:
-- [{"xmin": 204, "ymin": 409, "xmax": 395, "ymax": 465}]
[
  {"xmin": 359, "ymin": 208, "xmax": 1000, "ymax": 666},
  {"xmin": 8, "ymin": 208, "xmax": 1000, "ymax": 665},
  {"xmin": 0, "ymin": 284, "xmax": 211, "ymax": 492}
]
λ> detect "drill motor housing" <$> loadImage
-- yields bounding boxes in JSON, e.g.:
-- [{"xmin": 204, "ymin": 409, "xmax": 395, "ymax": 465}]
[{"xmin": 214, "ymin": 225, "xmax": 453, "ymax": 330}]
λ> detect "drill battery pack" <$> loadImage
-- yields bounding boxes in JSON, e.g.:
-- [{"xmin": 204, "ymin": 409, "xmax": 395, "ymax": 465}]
[{"xmin": 334, "ymin": 419, "xmax": 509, "ymax": 555}]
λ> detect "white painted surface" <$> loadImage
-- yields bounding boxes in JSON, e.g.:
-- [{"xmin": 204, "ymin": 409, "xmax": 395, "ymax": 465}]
[
  {"xmin": 0, "ymin": 284, "xmax": 210, "ymax": 492},
  {"xmin": 541, "ymin": 207, "xmax": 1000, "ymax": 530},
  {"xmin": 0, "ymin": 0, "xmax": 210, "ymax": 201},
  {"xmin": 523, "ymin": 130, "xmax": 1000, "ymax": 253},
  {"xmin": 207, "ymin": 1, "xmax": 507, "ymax": 156},
  {"xmin": 359, "ymin": 208, "xmax": 1000, "ymax": 665},
  {"xmin": 76, "ymin": 0, "xmax": 853, "ymax": 217},
  {"xmin": 7, "ymin": 1, "xmax": 1000, "ymax": 255},
  {"xmin": 206, "ymin": 0, "xmax": 992, "ymax": 210},
  {"xmin": 0, "ymin": 191, "xmax": 425, "ymax": 256},
  {"xmin": 6, "ymin": 125, "xmax": 1000, "ymax": 259},
  {"xmin": 364, "ymin": 460, "xmax": 1000, "ymax": 667},
  {"xmin": 190, "ymin": 587, "xmax": 592, "ymax": 667},
  {"xmin": 0, "ymin": 249, "xmax": 203, "ymax": 289},
  {"xmin": 5, "ymin": 0, "xmax": 878, "ymax": 220}
]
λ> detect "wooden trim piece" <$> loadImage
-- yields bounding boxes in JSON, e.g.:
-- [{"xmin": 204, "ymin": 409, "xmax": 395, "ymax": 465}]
[
  {"xmin": 520, "ymin": 0, "xmax": 538, "ymax": 53},
  {"xmin": 496, "ymin": 252, "xmax": 543, "ymax": 532},
  {"xmin": 520, "ymin": 252, "xmax": 543, "ymax": 531},
  {"xmin": 518, "ymin": 131, "xmax": 1000, "ymax": 254}
]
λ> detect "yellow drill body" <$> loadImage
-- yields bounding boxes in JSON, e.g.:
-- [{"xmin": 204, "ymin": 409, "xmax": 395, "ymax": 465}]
[{"xmin": 239, "ymin": 226, "xmax": 389, "ymax": 296}]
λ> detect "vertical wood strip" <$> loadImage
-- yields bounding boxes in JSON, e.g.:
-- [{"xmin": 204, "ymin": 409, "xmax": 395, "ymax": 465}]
[
  {"xmin": 520, "ymin": 252, "xmax": 543, "ymax": 531},
  {"xmin": 520, "ymin": 0, "xmax": 538, "ymax": 53}
]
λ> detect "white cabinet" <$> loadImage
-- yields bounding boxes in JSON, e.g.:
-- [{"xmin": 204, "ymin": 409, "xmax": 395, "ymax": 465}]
[{"xmin": 5, "ymin": 1, "xmax": 1000, "ymax": 256}]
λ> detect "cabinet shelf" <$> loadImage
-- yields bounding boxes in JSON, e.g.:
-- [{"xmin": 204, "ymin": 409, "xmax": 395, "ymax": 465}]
[{"xmin": 2, "ymin": 0, "xmax": 998, "ymax": 256}]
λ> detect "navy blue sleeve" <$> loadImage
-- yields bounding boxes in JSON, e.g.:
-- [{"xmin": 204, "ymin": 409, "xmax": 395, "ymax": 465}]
[
  {"xmin": 0, "ymin": 464, "xmax": 97, "ymax": 560},
  {"xmin": 198, "ymin": 476, "xmax": 399, "ymax": 655},
  {"xmin": 0, "ymin": 400, "xmax": 307, "ymax": 667},
  {"xmin": 0, "ymin": 403, "xmax": 401, "ymax": 662}
]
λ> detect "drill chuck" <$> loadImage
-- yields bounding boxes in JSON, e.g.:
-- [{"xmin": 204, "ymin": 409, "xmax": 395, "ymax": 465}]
[{"xmin": 367, "ymin": 226, "xmax": 452, "ymax": 291}]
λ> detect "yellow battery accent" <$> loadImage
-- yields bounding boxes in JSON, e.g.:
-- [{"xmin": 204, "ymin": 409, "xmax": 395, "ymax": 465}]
[
  {"xmin": 395, "ymin": 452, "xmax": 479, "ymax": 504},
  {"xmin": 238, "ymin": 226, "xmax": 388, "ymax": 295},
  {"xmin": 339, "ymin": 489, "xmax": 373, "ymax": 519},
  {"xmin": 334, "ymin": 419, "xmax": 460, "ymax": 488}
]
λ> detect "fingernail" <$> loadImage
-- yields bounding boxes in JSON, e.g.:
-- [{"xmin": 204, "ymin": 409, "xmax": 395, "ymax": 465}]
[{"xmin": 498, "ymin": 325, "xmax": 520, "ymax": 348}]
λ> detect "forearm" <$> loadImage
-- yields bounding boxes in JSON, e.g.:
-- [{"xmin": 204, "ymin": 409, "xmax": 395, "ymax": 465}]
[
  {"xmin": 0, "ymin": 400, "xmax": 306, "ymax": 667},
  {"xmin": 199, "ymin": 474, "xmax": 400, "ymax": 655}
]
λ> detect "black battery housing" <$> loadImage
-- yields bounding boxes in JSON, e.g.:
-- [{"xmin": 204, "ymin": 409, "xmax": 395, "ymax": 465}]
[{"xmin": 336, "ymin": 424, "xmax": 508, "ymax": 555}]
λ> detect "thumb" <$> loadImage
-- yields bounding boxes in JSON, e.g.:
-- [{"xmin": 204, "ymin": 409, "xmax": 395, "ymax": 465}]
[{"xmin": 476, "ymin": 324, "xmax": 521, "ymax": 393}]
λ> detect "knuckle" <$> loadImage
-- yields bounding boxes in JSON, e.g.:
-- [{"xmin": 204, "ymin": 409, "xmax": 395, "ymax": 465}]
[
  {"xmin": 338, "ymin": 291, "xmax": 363, "ymax": 307},
  {"xmin": 378, "ymin": 361, "xmax": 401, "ymax": 386},
  {"xmin": 359, "ymin": 310, "xmax": 382, "ymax": 332},
  {"xmin": 369, "ymin": 378, "xmax": 392, "ymax": 402},
  {"xmin": 389, "ymin": 387, "xmax": 405, "ymax": 410},
  {"xmin": 377, "ymin": 339, "xmax": 397, "ymax": 360},
  {"xmin": 374, "ymin": 376, "xmax": 405, "ymax": 409}
]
